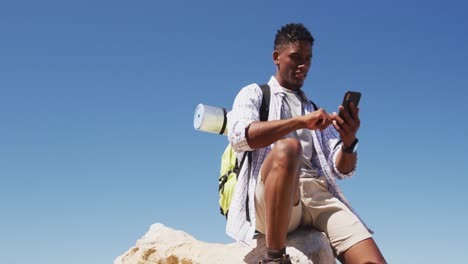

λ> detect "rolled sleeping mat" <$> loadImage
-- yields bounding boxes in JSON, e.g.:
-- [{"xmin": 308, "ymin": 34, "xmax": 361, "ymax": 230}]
[{"xmin": 193, "ymin": 104, "xmax": 228, "ymax": 135}]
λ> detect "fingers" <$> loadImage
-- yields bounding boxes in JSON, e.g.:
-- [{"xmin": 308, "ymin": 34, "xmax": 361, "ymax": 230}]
[
  {"xmin": 349, "ymin": 102, "xmax": 361, "ymax": 131},
  {"xmin": 332, "ymin": 112, "xmax": 345, "ymax": 132},
  {"xmin": 333, "ymin": 103, "xmax": 360, "ymax": 134},
  {"xmin": 349, "ymin": 102, "xmax": 360, "ymax": 123},
  {"xmin": 318, "ymin": 118, "xmax": 332, "ymax": 130},
  {"xmin": 317, "ymin": 109, "xmax": 332, "ymax": 130},
  {"xmin": 306, "ymin": 108, "xmax": 332, "ymax": 130}
]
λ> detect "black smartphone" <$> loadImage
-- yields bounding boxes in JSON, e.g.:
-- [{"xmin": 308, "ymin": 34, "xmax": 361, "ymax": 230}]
[{"xmin": 339, "ymin": 91, "xmax": 361, "ymax": 120}]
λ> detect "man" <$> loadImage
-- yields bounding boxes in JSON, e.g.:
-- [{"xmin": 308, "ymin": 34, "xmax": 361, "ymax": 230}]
[{"xmin": 226, "ymin": 23, "xmax": 386, "ymax": 264}]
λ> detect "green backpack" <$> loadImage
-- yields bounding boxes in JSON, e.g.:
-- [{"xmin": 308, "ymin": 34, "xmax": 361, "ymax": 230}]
[{"xmin": 218, "ymin": 84, "xmax": 271, "ymax": 217}]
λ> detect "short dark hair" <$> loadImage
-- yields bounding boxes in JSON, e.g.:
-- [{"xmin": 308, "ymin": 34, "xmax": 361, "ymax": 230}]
[{"xmin": 274, "ymin": 23, "xmax": 314, "ymax": 50}]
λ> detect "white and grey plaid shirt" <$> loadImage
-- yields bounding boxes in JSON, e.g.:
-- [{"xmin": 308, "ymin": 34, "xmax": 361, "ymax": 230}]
[{"xmin": 226, "ymin": 76, "xmax": 371, "ymax": 245}]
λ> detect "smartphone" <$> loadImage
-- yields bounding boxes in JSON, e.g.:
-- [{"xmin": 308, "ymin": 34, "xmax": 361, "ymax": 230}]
[{"xmin": 339, "ymin": 91, "xmax": 361, "ymax": 120}]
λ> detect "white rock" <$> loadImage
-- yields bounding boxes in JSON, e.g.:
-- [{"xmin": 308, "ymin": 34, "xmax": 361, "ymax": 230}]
[{"xmin": 114, "ymin": 223, "xmax": 336, "ymax": 264}]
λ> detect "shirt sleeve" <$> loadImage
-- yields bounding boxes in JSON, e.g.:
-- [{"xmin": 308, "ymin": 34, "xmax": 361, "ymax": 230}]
[
  {"xmin": 322, "ymin": 126, "xmax": 357, "ymax": 179},
  {"xmin": 227, "ymin": 84, "xmax": 262, "ymax": 152}
]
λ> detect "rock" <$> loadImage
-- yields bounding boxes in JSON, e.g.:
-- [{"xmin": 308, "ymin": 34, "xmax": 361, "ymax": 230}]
[{"xmin": 114, "ymin": 223, "xmax": 336, "ymax": 264}]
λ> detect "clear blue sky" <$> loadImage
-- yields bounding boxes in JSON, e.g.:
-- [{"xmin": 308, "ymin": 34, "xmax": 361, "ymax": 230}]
[{"xmin": 1, "ymin": 1, "xmax": 467, "ymax": 263}]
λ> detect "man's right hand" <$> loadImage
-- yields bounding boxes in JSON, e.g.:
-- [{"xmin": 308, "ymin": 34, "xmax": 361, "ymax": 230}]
[{"xmin": 300, "ymin": 108, "xmax": 333, "ymax": 131}]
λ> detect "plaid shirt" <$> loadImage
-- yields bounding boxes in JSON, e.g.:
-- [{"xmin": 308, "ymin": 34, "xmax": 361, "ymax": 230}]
[{"xmin": 226, "ymin": 76, "xmax": 371, "ymax": 245}]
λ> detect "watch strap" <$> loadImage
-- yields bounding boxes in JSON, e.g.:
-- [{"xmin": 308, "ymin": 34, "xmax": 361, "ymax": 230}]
[{"xmin": 342, "ymin": 138, "xmax": 359, "ymax": 153}]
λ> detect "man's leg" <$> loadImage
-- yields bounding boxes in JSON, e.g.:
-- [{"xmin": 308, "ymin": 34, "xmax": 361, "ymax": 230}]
[
  {"xmin": 337, "ymin": 238, "xmax": 386, "ymax": 264},
  {"xmin": 299, "ymin": 176, "xmax": 386, "ymax": 264},
  {"xmin": 260, "ymin": 138, "xmax": 302, "ymax": 250}
]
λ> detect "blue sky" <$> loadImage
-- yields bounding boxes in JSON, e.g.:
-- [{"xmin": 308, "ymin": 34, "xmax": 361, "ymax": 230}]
[{"xmin": 1, "ymin": 1, "xmax": 467, "ymax": 263}]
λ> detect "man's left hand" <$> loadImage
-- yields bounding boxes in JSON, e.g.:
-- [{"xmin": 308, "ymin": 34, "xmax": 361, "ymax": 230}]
[{"xmin": 331, "ymin": 102, "xmax": 360, "ymax": 147}]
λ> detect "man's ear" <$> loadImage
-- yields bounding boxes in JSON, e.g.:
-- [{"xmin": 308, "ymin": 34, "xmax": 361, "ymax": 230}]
[{"xmin": 272, "ymin": 50, "xmax": 280, "ymax": 65}]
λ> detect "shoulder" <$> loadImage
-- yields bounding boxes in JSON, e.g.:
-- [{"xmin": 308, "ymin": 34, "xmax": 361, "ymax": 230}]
[
  {"xmin": 240, "ymin": 83, "xmax": 261, "ymax": 93},
  {"xmin": 235, "ymin": 83, "xmax": 262, "ymax": 101}
]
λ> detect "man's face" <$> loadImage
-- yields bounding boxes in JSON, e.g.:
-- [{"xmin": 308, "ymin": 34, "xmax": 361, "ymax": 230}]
[{"xmin": 273, "ymin": 40, "xmax": 312, "ymax": 90}]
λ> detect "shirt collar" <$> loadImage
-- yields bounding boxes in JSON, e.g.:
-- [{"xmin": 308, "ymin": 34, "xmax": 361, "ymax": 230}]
[{"xmin": 267, "ymin": 76, "xmax": 309, "ymax": 102}]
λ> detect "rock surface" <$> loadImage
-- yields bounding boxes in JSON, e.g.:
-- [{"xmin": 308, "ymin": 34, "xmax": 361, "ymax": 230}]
[{"xmin": 114, "ymin": 223, "xmax": 336, "ymax": 264}]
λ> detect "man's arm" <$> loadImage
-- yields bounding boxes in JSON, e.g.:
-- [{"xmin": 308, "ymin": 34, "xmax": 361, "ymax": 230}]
[
  {"xmin": 247, "ymin": 109, "xmax": 333, "ymax": 149},
  {"xmin": 331, "ymin": 102, "xmax": 360, "ymax": 174}
]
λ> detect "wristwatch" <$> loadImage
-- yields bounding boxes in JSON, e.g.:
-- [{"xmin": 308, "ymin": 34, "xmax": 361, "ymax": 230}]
[{"xmin": 342, "ymin": 138, "xmax": 359, "ymax": 153}]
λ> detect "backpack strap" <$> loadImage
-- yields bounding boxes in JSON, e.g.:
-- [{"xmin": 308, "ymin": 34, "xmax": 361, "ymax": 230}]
[
  {"xmin": 259, "ymin": 84, "xmax": 271, "ymax": 122},
  {"xmin": 310, "ymin": 100, "xmax": 318, "ymax": 111},
  {"xmin": 259, "ymin": 83, "xmax": 317, "ymax": 114}
]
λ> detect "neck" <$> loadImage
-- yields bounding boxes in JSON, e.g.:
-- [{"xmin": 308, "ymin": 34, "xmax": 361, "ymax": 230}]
[{"xmin": 275, "ymin": 75, "xmax": 301, "ymax": 91}]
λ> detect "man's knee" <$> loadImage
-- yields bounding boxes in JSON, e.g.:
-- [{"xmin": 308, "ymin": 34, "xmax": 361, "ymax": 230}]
[
  {"xmin": 338, "ymin": 238, "xmax": 387, "ymax": 264},
  {"xmin": 272, "ymin": 138, "xmax": 302, "ymax": 163},
  {"xmin": 261, "ymin": 138, "xmax": 301, "ymax": 184}
]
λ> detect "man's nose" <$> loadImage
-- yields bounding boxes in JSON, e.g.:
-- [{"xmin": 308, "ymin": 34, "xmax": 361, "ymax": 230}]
[{"xmin": 298, "ymin": 64, "xmax": 309, "ymax": 71}]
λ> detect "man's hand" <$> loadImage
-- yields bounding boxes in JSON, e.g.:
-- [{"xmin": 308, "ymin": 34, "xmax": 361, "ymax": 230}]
[
  {"xmin": 331, "ymin": 102, "xmax": 360, "ymax": 147},
  {"xmin": 300, "ymin": 108, "xmax": 333, "ymax": 131}
]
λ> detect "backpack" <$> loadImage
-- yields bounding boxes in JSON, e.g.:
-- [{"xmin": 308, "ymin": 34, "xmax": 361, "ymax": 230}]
[{"xmin": 218, "ymin": 84, "xmax": 271, "ymax": 217}]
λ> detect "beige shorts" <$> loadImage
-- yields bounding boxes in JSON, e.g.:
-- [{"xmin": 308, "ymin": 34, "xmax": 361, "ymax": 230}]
[{"xmin": 255, "ymin": 174, "xmax": 372, "ymax": 256}]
